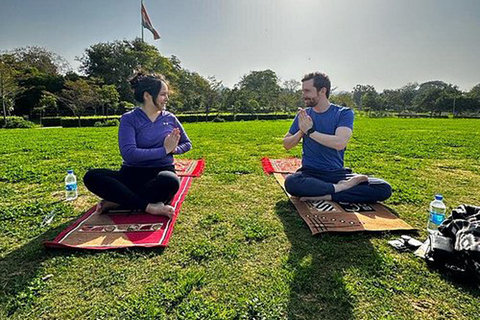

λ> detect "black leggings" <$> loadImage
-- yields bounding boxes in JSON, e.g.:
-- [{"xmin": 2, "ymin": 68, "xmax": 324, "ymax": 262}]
[{"xmin": 83, "ymin": 166, "xmax": 180, "ymax": 211}]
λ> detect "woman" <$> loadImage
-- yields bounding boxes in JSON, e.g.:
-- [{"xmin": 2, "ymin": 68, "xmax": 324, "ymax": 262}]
[{"xmin": 84, "ymin": 72, "xmax": 192, "ymax": 218}]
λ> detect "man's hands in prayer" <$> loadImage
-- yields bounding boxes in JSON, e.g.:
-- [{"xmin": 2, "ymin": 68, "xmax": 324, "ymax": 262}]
[
  {"xmin": 164, "ymin": 128, "xmax": 180, "ymax": 154},
  {"xmin": 298, "ymin": 108, "xmax": 313, "ymax": 134}
]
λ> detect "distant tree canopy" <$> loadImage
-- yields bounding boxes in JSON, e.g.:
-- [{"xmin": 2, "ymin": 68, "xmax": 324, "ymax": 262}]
[
  {"xmin": 79, "ymin": 38, "xmax": 177, "ymax": 102},
  {"xmin": 1, "ymin": 40, "xmax": 479, "ymax": 119}
]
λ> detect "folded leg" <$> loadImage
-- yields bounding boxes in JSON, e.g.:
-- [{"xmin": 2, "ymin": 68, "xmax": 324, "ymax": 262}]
[
  {"xmin": 83, "ymin": 168, "xmax": 148, "ymax": 211},
  {"xmin": 284, "ymin": 171, "xmax": 335, "ymax": 197}
]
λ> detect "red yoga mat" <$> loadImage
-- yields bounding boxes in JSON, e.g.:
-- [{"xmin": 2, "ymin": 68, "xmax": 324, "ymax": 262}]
[{"xmin": 45, "ymin": 159, "xmax": 204, "ymax": 250}]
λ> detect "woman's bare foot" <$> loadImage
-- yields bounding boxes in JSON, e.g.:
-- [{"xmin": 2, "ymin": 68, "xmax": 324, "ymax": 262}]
[
  {"xmin": 95, "ymin": 200, "xmax": 120, "ymax": 214},
  {"xmin": 146, "ymin": 202, "xmax": 175, "ymax": 218}
]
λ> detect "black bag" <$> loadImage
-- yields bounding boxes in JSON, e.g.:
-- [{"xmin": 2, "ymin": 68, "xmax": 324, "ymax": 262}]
[{"xmin": 425, "ymin": 204, "xmax": 480, "ymax": 282}]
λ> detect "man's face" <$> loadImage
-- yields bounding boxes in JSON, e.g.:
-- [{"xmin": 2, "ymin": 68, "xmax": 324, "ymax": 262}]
[{"xmin": 302, "ymin": 79, "xmax": 321, "ymax": 108}]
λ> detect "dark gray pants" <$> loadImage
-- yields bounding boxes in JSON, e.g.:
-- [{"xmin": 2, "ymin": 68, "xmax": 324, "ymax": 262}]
[{"xmin": 284, "ymin": 167, "xmax": 392, "ymax": 203}]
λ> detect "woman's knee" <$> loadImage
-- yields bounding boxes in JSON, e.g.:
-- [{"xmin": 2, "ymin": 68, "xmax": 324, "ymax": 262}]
[
  {"xmin": 157, "ymin": 171, "xmax": 180, "ymax": 191},
  {"xmin": 83, "ymin": 169, "xmax": 104, "ymax": 188}
]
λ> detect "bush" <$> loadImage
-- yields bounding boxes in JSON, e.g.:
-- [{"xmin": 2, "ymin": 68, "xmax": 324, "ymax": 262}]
[
  {"xmin": 94, "ymin": 119, "xmax": 120, "ymax": 127},
  {"xmin": 0, "ymin": 116, "xmax": 35, "ymax": 129}
]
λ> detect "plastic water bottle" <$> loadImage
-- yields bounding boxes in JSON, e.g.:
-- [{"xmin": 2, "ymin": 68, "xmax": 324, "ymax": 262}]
[
  {"xmin": 65, "ymin": 170, "xmax": 78, "ymax": 201},
  {"xmin": 427, "ymin": 194, "xmax": 446, "ymax": 233}
]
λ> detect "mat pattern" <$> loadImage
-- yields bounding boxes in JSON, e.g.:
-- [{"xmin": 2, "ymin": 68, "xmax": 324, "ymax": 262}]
[
  {"xmin": 262, "ymin": 157, "xmax": 415, "ymax": 234},
  {"xmin": 45, "ymin": 159, "xmax": 204, "ymax": 249}
]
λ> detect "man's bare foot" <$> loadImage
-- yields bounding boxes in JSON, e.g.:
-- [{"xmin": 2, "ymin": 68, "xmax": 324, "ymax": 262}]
[
  {"xmin": 346, "ymin": 175, "xmax": 369, "ymax": 186},
  {"xmin": 334, "ymin": 175, "xmax": 368, "ymax": 193},
  {"xmin": 146, "ymin": 202, "xmax": 175, "ymax": 218},
  {"xmin": 95, "ymin": 200, "xmax": 120, "ymax": 214},
  {"xmin": 299, "ymin": 195, "xmax": 332, "ymax": 201}
]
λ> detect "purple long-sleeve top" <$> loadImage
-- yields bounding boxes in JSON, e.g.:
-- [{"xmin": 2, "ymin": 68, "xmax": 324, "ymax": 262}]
[{"xmin": 118, "ymin": 108, "xmax": 192, "ymax": 168}]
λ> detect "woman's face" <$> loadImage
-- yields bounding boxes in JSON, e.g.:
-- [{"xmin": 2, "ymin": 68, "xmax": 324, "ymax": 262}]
[{"xmin": 154, "ymin": 81, "xmax": 169, "ymax": 110}]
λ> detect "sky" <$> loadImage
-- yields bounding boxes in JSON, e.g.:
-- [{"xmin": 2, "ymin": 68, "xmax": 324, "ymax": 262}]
[{"xmin": 1, "ymin": 0, "xmax": 479, "ymax": 92}]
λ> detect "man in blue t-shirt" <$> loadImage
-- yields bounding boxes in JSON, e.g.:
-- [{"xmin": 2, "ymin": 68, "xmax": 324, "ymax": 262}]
[{"xmin": 283, "ymin": 72, "xmax": 392, "ymax": 203}]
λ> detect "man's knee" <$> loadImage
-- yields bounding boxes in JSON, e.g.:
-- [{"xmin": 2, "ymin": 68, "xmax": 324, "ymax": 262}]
[
  {"xmin": 376, "ymin": 182, "xmax": 392, "ymax": 201},
  {"xmin": 284, "ymin": 174, "xmax": 303, "ymax": 196}
]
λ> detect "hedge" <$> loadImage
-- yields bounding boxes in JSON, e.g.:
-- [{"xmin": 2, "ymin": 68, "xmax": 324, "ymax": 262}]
[
  {"xmin": 61, "ymin": 116, "xmax": 122, "ymax": 127},
  {"xmin": 41, "ymin": 113, "xmax": 295, "ymax": 127},
  {"xmin": 41, "ymin": 117, "xmax": 62, "ymax": 127}
]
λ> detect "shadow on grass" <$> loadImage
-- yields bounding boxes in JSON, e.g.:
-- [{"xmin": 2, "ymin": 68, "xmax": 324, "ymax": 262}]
[
  {"xmin": 275, "ymin": 200, "xmax": 379, "ymax": 320},
  {"xmin": 426, "ymin": 264, "xmax": 480, "ymax": 296},
  {"xmin": 0, "ymin": 220, "xmax": 165, "ymax": 317}
]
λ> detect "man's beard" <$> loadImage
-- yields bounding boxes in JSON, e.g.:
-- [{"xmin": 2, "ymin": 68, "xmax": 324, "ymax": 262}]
[{"xmin": 304, "ymin": 98, "xmax": 317, "ymax": 108}]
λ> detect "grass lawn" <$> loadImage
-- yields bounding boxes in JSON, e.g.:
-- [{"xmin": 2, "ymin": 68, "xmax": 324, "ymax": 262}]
[{"xmin": 1, "ymin": 118, "xmax": 479, "ymax": 319}]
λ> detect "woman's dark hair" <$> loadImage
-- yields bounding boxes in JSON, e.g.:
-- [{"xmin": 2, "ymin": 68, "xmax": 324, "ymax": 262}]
[{"xmin": 129, "ymin": 72, "xmax": 167, "ymax": 103}]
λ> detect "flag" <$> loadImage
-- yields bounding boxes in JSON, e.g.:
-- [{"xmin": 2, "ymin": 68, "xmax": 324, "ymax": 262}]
[{"xmin": 141, "ymin": 2, "xmax": 160, "ymax": 40}]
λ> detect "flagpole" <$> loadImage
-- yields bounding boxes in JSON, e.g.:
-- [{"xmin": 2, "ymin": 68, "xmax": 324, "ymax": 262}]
[{"xmin": 141, "ymin": 0, "xmax": 144, "ymax": 42}]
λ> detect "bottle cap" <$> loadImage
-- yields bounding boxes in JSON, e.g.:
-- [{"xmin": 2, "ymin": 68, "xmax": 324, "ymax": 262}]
[
  {"xmin": 67, "ymin": 170, "xmax": 74, "ymax": 174},
  {"xmin": 435, "ymin": 194, "xmax": 443, "ymax": 201}
]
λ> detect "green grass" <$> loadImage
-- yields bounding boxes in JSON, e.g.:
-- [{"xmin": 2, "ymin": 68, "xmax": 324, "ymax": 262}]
[{"xmin": 1, "ymin": 118, "xmax": 480, "ymax": 319}]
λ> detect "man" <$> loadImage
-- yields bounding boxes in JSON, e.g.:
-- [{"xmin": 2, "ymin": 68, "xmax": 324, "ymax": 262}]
[{"xmin": 283, "ymin": 72, "xmax": 392, "ymax": 203}]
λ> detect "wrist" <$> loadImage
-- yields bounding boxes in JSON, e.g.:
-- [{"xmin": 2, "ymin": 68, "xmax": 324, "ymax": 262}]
[{"xmin": 305, "ymin": 127, "xmax": 315, "ymax": 137}]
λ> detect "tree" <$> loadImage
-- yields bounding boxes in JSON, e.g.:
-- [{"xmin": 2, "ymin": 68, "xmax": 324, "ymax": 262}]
[
  {"xmin": 330, "ymin": 92, "xmax": 356, "ymax": 109},
  {"xmin": 283, "ymin": 79, "xmax": 300, "ymax": 92},
  {"xmin": 97, "ymin": 84, "xmax": 120, "ymax": 116},
  {"xmin": 79, "ymin": 38, "xmax": 177, "ymax": 102},
  {"xmin": 237, "ymin": 70, "xmax": 281, "ymax": 112},
  {"xmin": 380, "ymin": 89, "xmax": 402, "ymax": 112},
  {"xmin": 10, "ymin": 46, "xmax": 71, "ymax": 75},
  {"xmin": 169, "ymin": 69, "xmax": 211, "ymax": 113},
  {"xmin": 414, "ymin": 81, "xmax": 460, "ymax": 115},
  {"xmin": 1, "ymin": 47, "xmax": 67, "ymax": 117},
  {"xmin": 352, "ymin": 84, "xmax": 376, "ymax": 110},
  {"xmin": 413, "ymin": 86, "xmax": 443, "ymax": 115},
  {"xmin": 56, "ymin": 79, "xmax": 99, "ymax": 126},
  {"xmin": 361, "ymin": 91, "xmax": 381, "ymax": 112},
  {"xmin": 14, "ymin": 70, "xmax": 64, "ymax": 117},
  {"xmin": 34, "ymin": 92, "xmax": 57, "ymax": 119},
  {"xmin": 398, "ymin": 83, "xmax": 418, "ymax": 112},
  {"xmin": 0, "ymin": 56, "xmax": 22, "ymax": 124},
  {"xmin": 467, "ymin": 84, "xmax": 480, "ymax": 113},
  {"xmin": 205, "ymin": 76, "xmax": 223, "ymax": 118},
  {"xmin": 278, "ymin": 79, "xmax": 302, "ymax": 112}
]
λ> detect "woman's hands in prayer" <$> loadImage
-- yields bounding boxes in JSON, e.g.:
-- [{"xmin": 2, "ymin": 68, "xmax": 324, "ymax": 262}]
[{"xmin": 164, "ymin": 128, "xmax": 180, "ymax": 154}]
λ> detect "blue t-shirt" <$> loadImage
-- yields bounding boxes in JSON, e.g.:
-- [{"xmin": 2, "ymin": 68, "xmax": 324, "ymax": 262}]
[{"xmin": 289, "ymin": 104, "xmax": 354, "ymax": 172}]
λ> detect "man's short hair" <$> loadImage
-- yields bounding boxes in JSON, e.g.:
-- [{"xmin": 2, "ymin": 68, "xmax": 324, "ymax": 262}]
[{"xmin": 302, "ymin": 72, "xmax": 331, "ymax": 98}]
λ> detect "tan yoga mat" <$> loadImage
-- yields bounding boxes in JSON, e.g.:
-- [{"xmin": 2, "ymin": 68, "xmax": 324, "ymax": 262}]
[
  {"xmin": 262, "ymin": 157, "xmax": 415, "ymax": 235},
  {"xmin": 274, "ymin": 173, "xmax": 415, "ymax": 234}
]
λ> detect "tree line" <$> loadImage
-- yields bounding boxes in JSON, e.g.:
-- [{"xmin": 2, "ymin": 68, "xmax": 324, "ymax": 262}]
[{"xmin": 1, "ymin": 39, "xmax": 480, "ymax": 122}]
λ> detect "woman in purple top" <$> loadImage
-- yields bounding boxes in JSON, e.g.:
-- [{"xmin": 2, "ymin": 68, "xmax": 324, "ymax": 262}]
[{"xmin": 83, "ymin": 72, "xmax": 192, "ymax": 218}]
